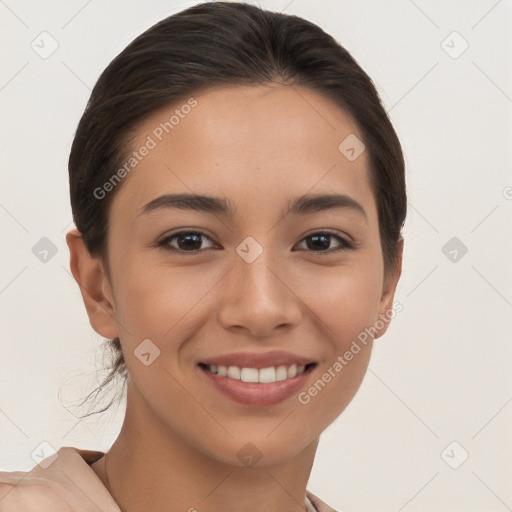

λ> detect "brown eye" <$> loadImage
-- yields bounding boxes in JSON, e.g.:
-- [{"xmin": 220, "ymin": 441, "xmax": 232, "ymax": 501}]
[
  {"xmin": 159, "ymin": 231, "xmax": 216, "ymax": 253},
  {"xmin": 295, "ymin": 231, "xmax": 353, "ymax": 254},
  {"xmin": 157, "ymin": 230, "xmax": 354, "ymax": 255}
]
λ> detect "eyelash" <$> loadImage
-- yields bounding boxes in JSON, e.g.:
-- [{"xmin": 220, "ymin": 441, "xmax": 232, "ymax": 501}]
[{"xmin": 157, "ymin": 229, "xmax": 355, "ymax": 256}]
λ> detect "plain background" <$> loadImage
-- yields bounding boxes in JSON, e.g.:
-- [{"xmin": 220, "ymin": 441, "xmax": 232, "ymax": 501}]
[{"xmin": 1, "ymin": 1, "xmax": 511, "ymax": 511}]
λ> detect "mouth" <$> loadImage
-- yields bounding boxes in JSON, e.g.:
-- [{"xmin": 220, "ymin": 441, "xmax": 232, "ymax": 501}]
[
  {"xmin": 197, "ymin": 360, "xmax": 318, "ymax": 407},
  {"xmin": 198, "ymin": 362, "xmax": 317, "ymax": 383}
]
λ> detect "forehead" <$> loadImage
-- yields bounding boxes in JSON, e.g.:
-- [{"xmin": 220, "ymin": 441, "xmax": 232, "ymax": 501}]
[{"xmin": 110, "ymin": 84, "xmax": 376, "ymax": 222}]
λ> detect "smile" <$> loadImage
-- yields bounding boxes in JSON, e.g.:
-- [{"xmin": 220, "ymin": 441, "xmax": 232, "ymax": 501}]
[
  {"xmin": 197, "ymin": 361, "xmax": 317, "ymax": 407},
  {"xmin": 199, "ymin": 362, "xmax": 312, "ymax": 383}
]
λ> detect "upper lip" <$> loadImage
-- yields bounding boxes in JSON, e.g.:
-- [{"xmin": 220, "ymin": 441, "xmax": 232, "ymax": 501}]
[{"xmin": 199, "ymin": 350, "xmax": 316, "ymax": 370}]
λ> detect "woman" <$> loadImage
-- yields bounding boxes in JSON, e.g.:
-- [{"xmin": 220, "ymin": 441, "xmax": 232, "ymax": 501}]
[{"xmin": 0, "ymin": 2, "xmax": 406, "ymax": 511}]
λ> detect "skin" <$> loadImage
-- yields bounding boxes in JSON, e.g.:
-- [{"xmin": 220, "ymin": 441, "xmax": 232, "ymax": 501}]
[{"xmin": 67, "ymin": 83, "xmax": 403, "ymax": 512}]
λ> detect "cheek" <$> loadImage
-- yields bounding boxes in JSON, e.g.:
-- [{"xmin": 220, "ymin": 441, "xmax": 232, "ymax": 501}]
[
  {"xmin": 296, "ymin": 341, "xmax": 372, "ymax": 438},
  {"xmin": 110, "ymin": 257, "xmax": 220, "ymax": 345},
  {"xmin": 291, "ymin": 263, "xmax": 380, "ymax": 424},
  {"xmin": 301, "ymin": 258, "xmax": 382, "ymax": 339}
]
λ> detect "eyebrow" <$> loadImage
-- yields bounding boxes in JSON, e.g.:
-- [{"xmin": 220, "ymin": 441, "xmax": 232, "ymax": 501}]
[{"xmin": 140, "ymin": 192, "xmax": 367, "ymax": 221}]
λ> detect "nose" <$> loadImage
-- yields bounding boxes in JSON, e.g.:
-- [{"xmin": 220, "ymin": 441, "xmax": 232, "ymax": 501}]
[{"xmin": 217, "ymin": 247, "xmax": 302, "ymax": 338}]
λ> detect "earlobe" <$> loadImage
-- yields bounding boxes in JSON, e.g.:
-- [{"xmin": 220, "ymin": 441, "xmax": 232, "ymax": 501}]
[
  {"xmin": 66, "ymin": 228, "xmax": 119, "ymax": 339},
  {"xmin": 374, "ymin": 237, "xmax": 404, "ymax": 340}
]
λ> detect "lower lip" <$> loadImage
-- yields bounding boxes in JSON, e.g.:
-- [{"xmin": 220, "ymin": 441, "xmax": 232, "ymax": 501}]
[{"xmin": 198, "ymin": 364, "xmax": 315, "ymax": 407}]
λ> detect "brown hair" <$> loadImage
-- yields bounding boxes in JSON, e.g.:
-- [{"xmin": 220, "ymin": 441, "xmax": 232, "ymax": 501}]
[{"xmin": 68, "ymin": 1, "xmax": 406, "ymax": 417}]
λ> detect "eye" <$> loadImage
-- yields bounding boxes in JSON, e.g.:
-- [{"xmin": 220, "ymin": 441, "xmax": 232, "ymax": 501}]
[
  {"xmin": 158, "ymin": 231, "xmax": 217, "ymax": 253},
  {"xmin": 158, "ymin": 229, "xmax": 354, "ymax": 255},
  {"xmin": 295, "ymin": 231, "xmax": 354, "ymax": 254}
]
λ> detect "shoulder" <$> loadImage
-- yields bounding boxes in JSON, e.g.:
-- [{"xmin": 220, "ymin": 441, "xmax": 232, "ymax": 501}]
[
  {"xmin": 0, "ymin": 446, "xmax": 118, "ymax": 512},
  {"xmin": 0, "ymin": 469, "xmax": 73, "ymax": 511}
]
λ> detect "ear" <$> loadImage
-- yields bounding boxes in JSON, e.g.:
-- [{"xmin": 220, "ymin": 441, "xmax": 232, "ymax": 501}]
[
  {"xmin": 374, "ymin": 237, "xmax": 404, "ymax": 340},
  {"xmin": 66, "ymin": 228, "xmax": 119, "ymax": 339}
]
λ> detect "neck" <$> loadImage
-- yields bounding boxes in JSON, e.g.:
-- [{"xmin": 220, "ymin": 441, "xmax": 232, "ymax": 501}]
[{"xmin": 93, "ymin": 381, "xmax": 318, "ymax": 512}]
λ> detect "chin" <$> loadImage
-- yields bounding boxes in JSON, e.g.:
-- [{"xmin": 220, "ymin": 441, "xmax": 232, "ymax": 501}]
[{"xmin": 205, "ymin": 433, "xmax": 313, "ymax": 468}]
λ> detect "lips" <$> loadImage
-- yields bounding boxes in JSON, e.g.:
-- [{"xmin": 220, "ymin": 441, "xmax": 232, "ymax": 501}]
[
  {"xmin": 198, "ymin": 362, "xmax": 316, "ymax": 407},
  {"xmin": 196, "ymin": 350, "xmax": 318, "ymax": 406}
]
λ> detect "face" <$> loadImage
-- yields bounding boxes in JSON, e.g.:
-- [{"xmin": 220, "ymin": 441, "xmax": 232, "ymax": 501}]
[{"xmin": 76, "ymin": 84, "xmax": 401, "ymax": 466}]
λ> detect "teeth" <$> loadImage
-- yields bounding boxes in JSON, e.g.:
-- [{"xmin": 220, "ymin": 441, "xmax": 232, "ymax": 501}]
[
  {"xmin": 205, "ymin": 363, "xmax": 308, "ymax": 383},
  {"xmin": 259, "ymin": 367, "xmax": 275, "ymax": 383},
  {"xmin": 241, "ymin": 367, "xmax": 259, "ymax": 383},
  {"xmin": 276, "ymin": 365, "xmax": 288, "ymax": 381},
  {"xmin": 227, "ymin": 366, "xmax": 241, "ymax": 380}
]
